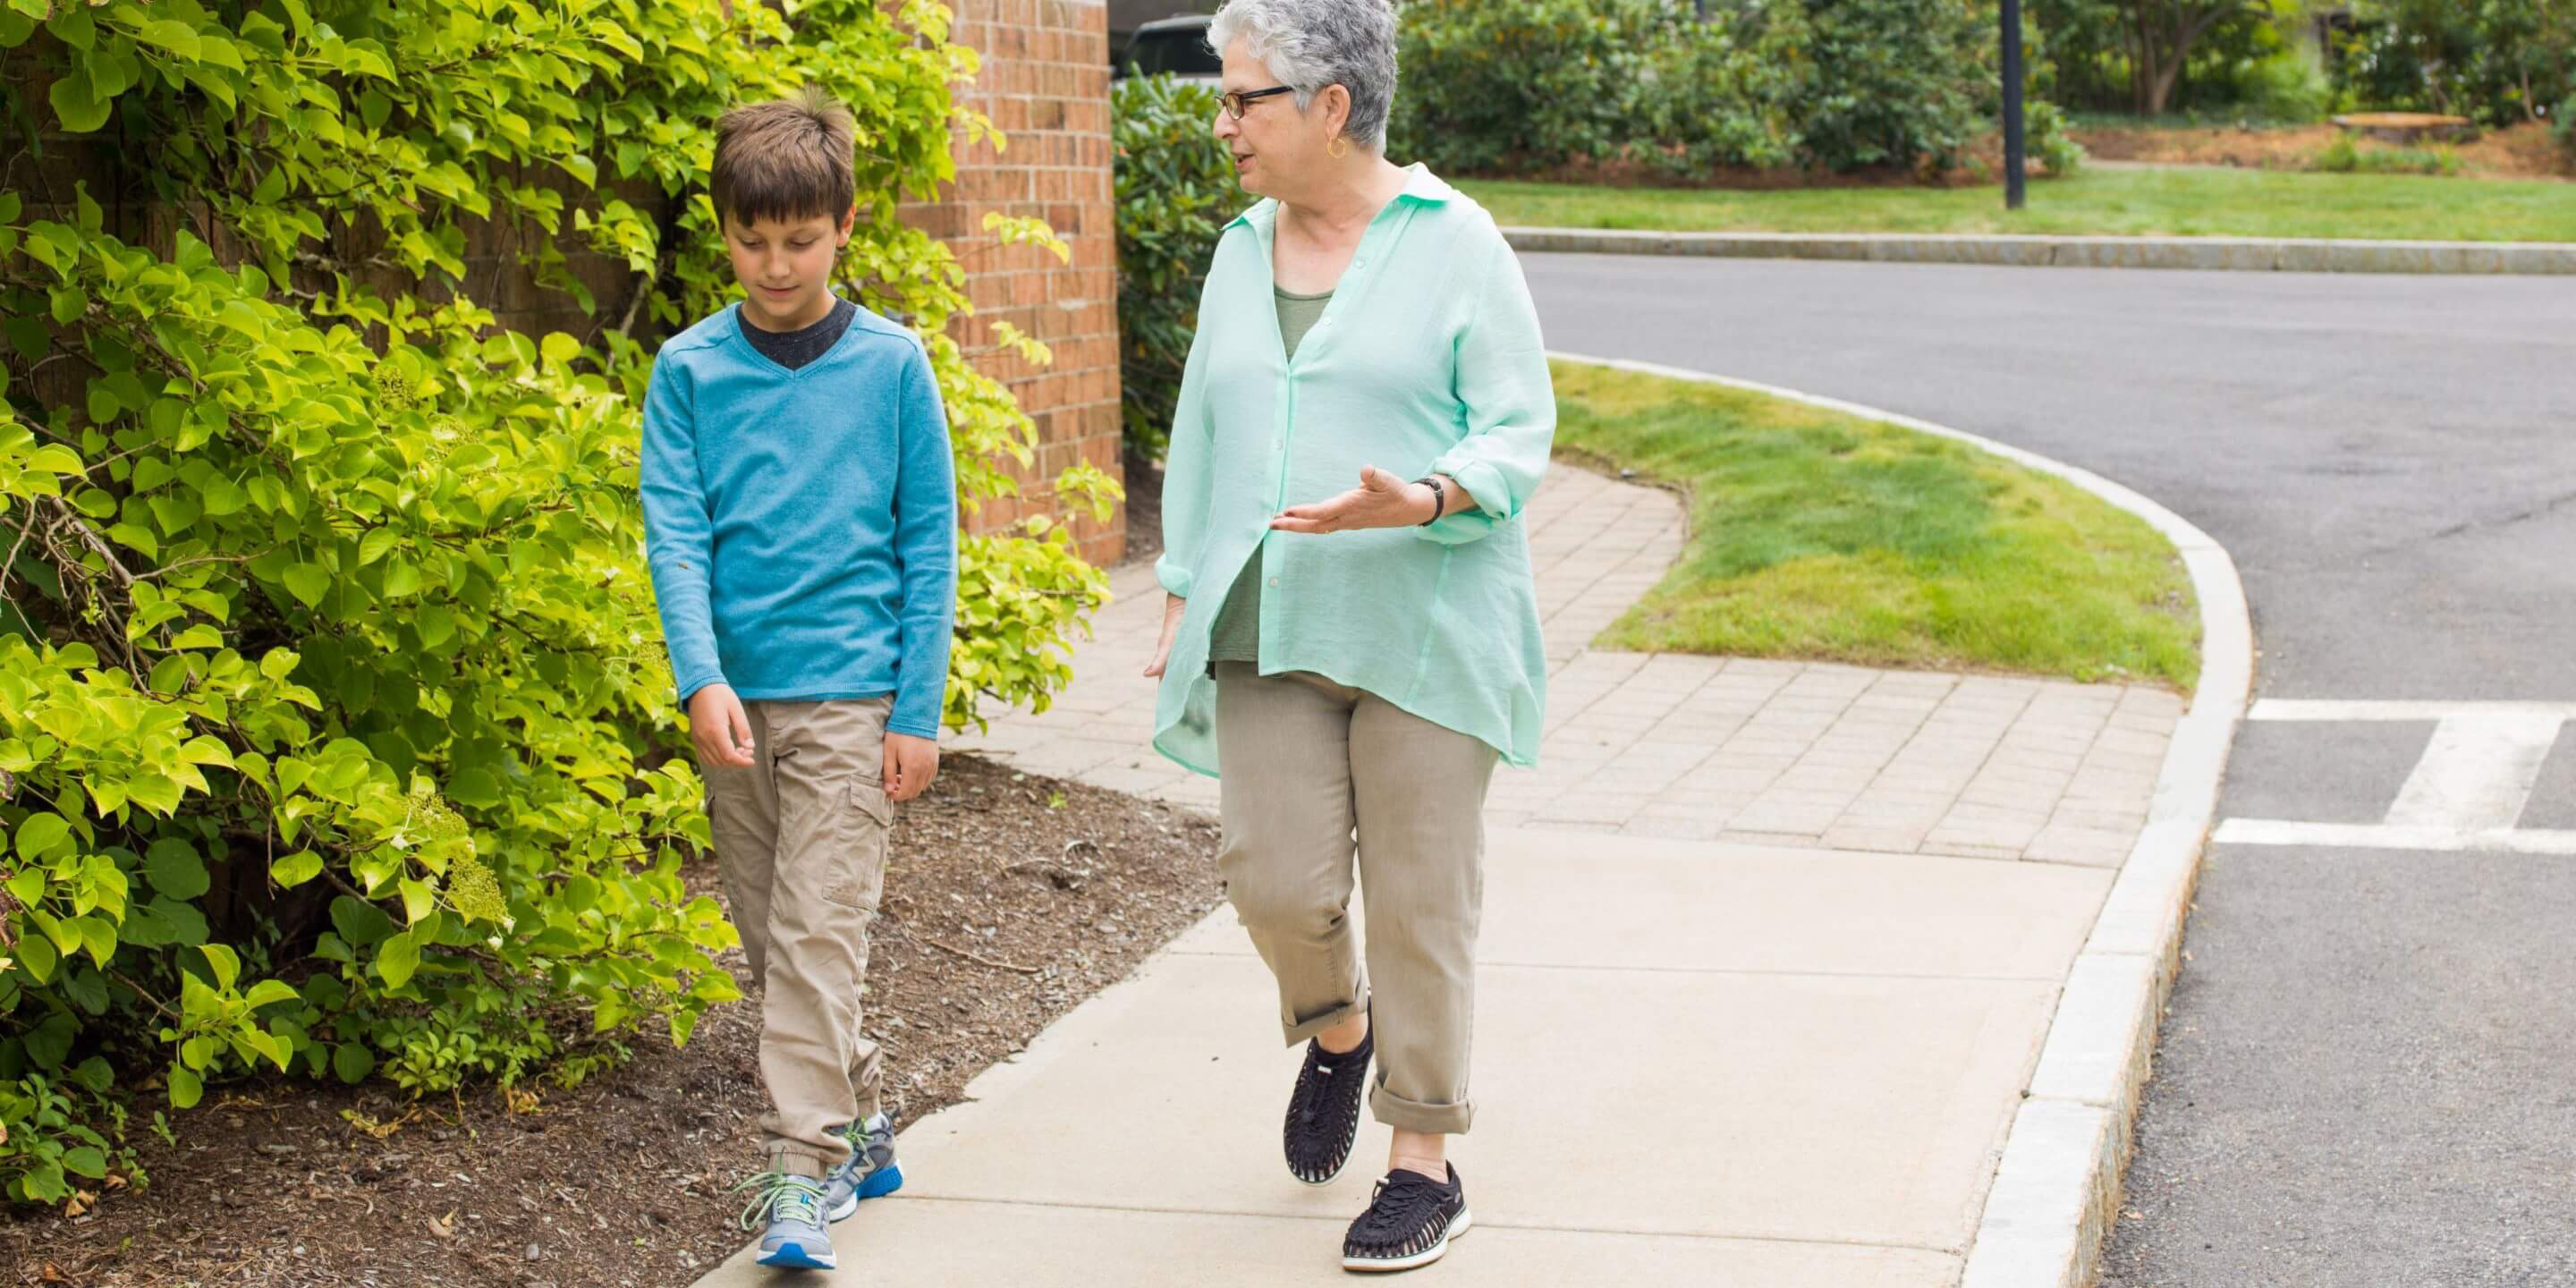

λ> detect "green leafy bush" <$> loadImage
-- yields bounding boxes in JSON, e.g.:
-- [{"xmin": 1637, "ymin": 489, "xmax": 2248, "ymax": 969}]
[
  {"xmin": 2027, "ymin": 100, "xmax": 2089, "ymax": 176},
  {"xmin": 2555, "ymin": 96, "xmax": 2576, "ymax": 165},
  {"xmin": 2329, "ymin": 0, "xmax": 2576, "ymax": 126},
  {"xmin": 1389, "ymin": 0, "xmax": 1988, "ymax": 178},
  {"xmin": 1113, "ymin": 75, "xmax": 1238, "ymax": 464},
  {"xmin": 2315, "ymin": 133, "xmax": 2464, "ymax": 174},
  {"xmin": 1786, "ymin": 0, "xmax": 1993, "ymax": 174},
  {"xmin": 1387, "ymin": 0, "xmax": 1647, "ymax": 174},
  {"xmin": 1625, "ymin": 8, "xmax": 1804, "ymax": 175},
  {"xmin": 0, "ymin": 0, "xmax": 1111, "ymax": 1208},
  {"xmin": 2231, "ymin": 46, "xmax": 2336, "ymax": 123}
]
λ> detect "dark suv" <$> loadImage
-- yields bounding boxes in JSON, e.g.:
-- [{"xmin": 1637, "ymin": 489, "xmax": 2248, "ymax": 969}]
[{"xmin": 1115, "ymin": 14, "xmax": 1220, "ymax": 82}]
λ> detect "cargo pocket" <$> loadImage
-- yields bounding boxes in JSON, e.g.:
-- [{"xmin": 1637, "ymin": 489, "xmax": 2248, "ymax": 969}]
[{"xmin": 824, "ymin": 776, "xmax": 894, "ymax": 911}]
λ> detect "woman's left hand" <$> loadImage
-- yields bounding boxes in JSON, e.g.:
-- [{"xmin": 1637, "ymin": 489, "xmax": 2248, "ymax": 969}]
[{"xmin": 1271, "ymin": 466, "xmax": 1436, "ymax": 534}]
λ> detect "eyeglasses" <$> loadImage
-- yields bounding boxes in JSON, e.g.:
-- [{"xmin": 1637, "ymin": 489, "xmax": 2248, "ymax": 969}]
[{"xmin": 1218, "ymin": 86, "xmax": 1294, "ymax": 120}]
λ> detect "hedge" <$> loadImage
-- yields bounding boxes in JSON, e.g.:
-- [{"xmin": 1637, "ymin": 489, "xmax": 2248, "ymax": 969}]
[{"xmin": 0, "ymin": 0, "xmax": 1109, "ymax": 1208}]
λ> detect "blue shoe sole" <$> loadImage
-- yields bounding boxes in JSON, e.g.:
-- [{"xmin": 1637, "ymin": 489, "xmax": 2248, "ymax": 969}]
[
  {"xmin": 825, "ymin": 1163, "xmax": 907, "ymax": 1223},
  {"xmin": 860, "ymin": 1163, "xmax": 906, "ymax": 1199},
  {"xmin": 757, "ymin": 1240, "xmax": 836, "ymax": 1270}
]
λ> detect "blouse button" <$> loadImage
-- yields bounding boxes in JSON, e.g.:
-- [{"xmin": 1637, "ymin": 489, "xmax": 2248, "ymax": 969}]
[{"xmin": 1267, "ymin": 578, "xmax": 1280, "ymax": 589}]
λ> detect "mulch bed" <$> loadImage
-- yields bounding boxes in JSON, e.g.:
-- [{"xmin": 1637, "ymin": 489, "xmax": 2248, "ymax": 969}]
[
  {"xmin": 4, "ymin": 753, "xmax": 1223, "ymax": 1288},
  {"xmin": 2072, "ymin": 121, "xmax": 2573, "ymax": 179}
]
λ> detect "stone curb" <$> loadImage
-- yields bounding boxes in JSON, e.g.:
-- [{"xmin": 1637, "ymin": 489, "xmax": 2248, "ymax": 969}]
[
  {"xmin": 1506, "ymin": 226, "xmax": 2576, "ymax": 275},
  {"xmin": 1546, "ymin": 352, "xmax": 2256, "ymax": 1288}
]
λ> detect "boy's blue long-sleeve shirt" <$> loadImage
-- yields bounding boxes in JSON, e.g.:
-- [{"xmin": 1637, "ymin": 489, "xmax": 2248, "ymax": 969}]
[{"xmin": 640, "ymin": 301, "xmax": 958, "ymax": 740}]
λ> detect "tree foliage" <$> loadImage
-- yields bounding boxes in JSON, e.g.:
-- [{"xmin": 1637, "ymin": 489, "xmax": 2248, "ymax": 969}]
[
  {"xmin": 1387, "ymin": 0, "xmax": 2007, "ymax": 178},
  {"xmin": 0, "ymin": 0, "xmax": 1111, "ymax": 1208},
  {"xmin": 1111, "ymin": 74, "xmax": 1236, "ymax": 464},
  {"xmin": 2331, "ymin": 0, "xmax": 2576, "ymax": 125}
]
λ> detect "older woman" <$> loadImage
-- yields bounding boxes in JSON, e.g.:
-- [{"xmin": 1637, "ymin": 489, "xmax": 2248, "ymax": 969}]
[{"xmin": 1139, "ymin": 0, "xmax": 1554, "ymax": 1272}]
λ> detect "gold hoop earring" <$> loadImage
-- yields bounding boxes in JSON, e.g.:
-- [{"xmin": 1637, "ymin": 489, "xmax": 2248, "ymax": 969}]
[{"xmin": 1327, "ymin": 135, "xmax": 1351, "ymax": 159}]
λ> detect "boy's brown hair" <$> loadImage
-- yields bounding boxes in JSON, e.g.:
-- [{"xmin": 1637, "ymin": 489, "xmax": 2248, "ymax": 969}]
[{"xmin": 710, "ymin": 86, "xmax": 856, "ymax": 227}]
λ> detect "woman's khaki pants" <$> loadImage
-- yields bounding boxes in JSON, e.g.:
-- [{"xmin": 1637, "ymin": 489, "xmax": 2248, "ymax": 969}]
[{"xmin": 1212, "ymin": 663, "xmax": 1499, "ymax": 1135}]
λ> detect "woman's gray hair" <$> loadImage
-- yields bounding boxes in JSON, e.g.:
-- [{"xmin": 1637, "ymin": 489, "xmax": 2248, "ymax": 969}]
[{"xmin": 1208, "ymin": 0, "xmax": 1399, "ymax": 148}]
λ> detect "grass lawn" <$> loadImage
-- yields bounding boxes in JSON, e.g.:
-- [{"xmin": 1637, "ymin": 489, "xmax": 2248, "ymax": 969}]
[
  {"xmin": 1552, "ymin": 360, "xmax": 2200, "ymax": 691},
  {"xmin": 1464, "ymin": 166, "xmax": 2576, "ymax": 242}
]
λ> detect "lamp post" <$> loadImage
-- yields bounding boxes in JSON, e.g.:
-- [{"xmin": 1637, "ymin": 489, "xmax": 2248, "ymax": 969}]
[{"xmin": 2002, "ymin": 0, "xmax": 2026, "ymax": 210}]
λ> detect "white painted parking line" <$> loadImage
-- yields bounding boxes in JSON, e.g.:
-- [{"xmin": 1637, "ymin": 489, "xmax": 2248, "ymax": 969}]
[
  {"xmin": 2386, "ymin": 714, "xmax": 2564, "ymax": 831},
  {"xmin": 2222, "ymin": 699, "xmax": 2572, "ymax": 852},
  {"xmin": 2249, "ymin": 699, "xmax": 2576, "ymax": 722},
  {"xmin": 2214, "ymin": 819, "xmax": 2576, "ymax": 856}
]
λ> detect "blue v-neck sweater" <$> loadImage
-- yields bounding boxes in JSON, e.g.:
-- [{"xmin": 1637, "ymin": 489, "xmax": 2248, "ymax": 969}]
[{"xmin": 640, "ymin": 301, "xmax": 957, "ymax": 740}]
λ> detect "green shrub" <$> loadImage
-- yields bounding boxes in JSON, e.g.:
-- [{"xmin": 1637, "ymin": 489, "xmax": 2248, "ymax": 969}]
[
  {"xmin": 2555, "ymin": 97, "xmax": 2576, "ymax": 165},
  {"xmin": 1391, "ymin": 0, "xmax": 1984, "ymax": 178},
  {"xmin": 2315, "ymin": 133, "xmax": 2463, "ymax": 174},
  {"xmin": 0, "ymin": 0, "xmax": 1112, "ymax": 1208},
  {"xmin": 2027, "ymin": 100, "xmax": 2089, "ymax": 177},
  {"xmin": 1388, "ymin": 0, "xmax": 1713, "ymax": 175},
  {"xmin": 2233, "ymin": 46, "xmax": 2336, "ymax": 123},
  {"xmin": 1628, "ymin": 9, "xmax": 1804, "ymax": 176},
  {"xmin": 1785, "ymin": 0, "xmax": 1992, "ymax": 174},
  {"xmin": 2330, "ymin": 0, "xmax": 2576, "ymax": 126},
  {"xmin": 1113, "ymin": 75, "xmax": 1238, "ymax": 464}
]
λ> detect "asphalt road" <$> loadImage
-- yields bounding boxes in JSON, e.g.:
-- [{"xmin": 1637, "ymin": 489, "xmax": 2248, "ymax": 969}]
[{"xmin": 1519, "ymin": 254, "xmax": 2576, "ymax": 1287}]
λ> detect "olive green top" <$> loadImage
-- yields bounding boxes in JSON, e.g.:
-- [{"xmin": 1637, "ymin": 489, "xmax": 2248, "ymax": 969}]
[{"xmin": 1208, "ymin": 284, "xmax": 1335, "ymax": 666}]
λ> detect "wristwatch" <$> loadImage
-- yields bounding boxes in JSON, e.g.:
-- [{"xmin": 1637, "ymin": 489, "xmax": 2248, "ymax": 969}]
[{"xmin": 1413, "ymin": 475, "xmax": 1445, "ymax": 526}]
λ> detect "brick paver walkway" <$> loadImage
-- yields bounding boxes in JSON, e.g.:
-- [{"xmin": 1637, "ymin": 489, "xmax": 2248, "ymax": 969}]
[{"xmin": 953, "ymin": 465, "xmax": 2182, "ymax": 867}]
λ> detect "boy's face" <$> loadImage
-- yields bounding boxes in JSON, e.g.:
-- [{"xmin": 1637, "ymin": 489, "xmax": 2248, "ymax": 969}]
[{"xmin": 724, "ymin": 206, "xmax": 854, "ymax": 333}]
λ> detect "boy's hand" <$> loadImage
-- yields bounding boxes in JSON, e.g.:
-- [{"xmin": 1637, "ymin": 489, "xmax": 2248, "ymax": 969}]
[
  {"xmin": 689, "ymin": 684, "xmax": 758, "ymax": 768},
  {"xmin": 884, "ymin": 732, "xmax": 940, "ymax": 802}
]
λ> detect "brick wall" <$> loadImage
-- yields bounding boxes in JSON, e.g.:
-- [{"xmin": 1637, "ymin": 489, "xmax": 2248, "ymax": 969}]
[{"xmin": 904, "ymin": 0, "xmax": 1128, "ymax": 567}]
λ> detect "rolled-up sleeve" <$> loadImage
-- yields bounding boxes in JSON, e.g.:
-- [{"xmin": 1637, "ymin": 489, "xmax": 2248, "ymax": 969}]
[
  {"xmin": 1153, "ymin": 284, "xmax": 1221, "ymax": 599},
  {"xmin": 1422, "ymin": 241, "xmax": 1555, "ymax": 546}
]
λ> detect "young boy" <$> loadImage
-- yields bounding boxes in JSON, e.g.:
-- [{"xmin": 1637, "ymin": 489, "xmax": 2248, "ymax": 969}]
[{"xmin": 640, "ymin": 87, "xmax": 957, "ymax": 1271}]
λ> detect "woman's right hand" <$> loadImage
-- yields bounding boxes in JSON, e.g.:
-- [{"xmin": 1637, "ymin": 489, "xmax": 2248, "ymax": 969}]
[{"xmin": 1143, "ymin": 594, "xmax": 1187, "ymax": 678}]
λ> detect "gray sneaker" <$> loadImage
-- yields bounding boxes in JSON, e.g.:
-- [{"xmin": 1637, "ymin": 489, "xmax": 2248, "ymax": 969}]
[
  {"xmin": 823, "ymin": 1112, "xmax": 905, "ymax": 1221},
  {"xmin": 734, "ymin": 1170, "xmax": 835, "ymax": 1270}
]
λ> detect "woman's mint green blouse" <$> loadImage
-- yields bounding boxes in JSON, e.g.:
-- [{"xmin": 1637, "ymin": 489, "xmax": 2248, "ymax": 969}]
[{"xmin": 1151, "ymin": 165, "xmax": 1555, "ymax": 777}]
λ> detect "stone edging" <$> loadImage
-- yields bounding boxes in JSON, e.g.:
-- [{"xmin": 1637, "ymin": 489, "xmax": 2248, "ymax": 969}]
[
  {"xmin": 1505, "ymin": 226, "xmax": 2576, "ymax": 275},
  {"xmin": 1546, "ymin": 352, "xmax": 2255, "ymax": 1288}
]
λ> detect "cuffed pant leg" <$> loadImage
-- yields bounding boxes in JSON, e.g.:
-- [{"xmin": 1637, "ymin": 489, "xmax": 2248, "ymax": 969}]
[
  {"xmin": 1351, "ymin": 691, "xmax": 1496, "ymax": 1136},
  {"xmin": 1214, "ymin": 663, "xmax": 1367, "ymax": 1045}
]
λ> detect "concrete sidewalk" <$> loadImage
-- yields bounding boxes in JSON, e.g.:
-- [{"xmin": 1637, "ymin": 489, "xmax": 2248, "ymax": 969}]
[{"xmin": 695, "ymin": 465, "xmax": 2192, "ymax": 1286}]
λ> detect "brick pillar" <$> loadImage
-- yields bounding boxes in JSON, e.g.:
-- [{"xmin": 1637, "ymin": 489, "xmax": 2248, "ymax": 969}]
[{"xmin": 907, "ymin": 0, "xmax": 1126, "ymax": 568}]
